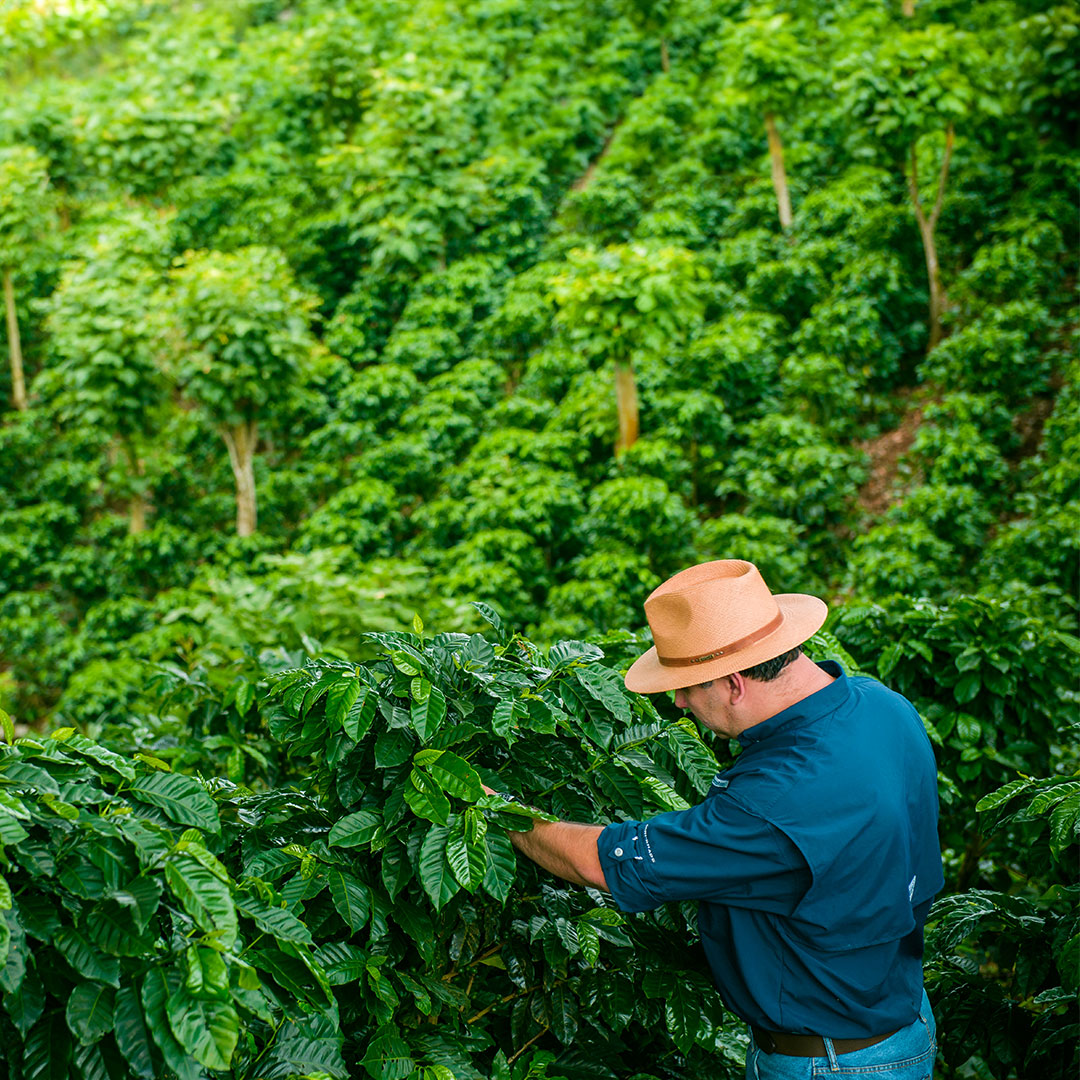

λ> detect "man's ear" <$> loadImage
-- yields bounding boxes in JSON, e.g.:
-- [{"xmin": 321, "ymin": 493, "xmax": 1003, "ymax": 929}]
[{"xmin": 726, "ymin": 672, "xmax": 747, "ymax": 704}]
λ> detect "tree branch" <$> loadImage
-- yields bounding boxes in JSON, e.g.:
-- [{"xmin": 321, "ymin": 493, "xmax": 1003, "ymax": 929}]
[
  {"xmin": 929, "ymin": 122, "xmax": 955, "ymax": 230},
  {"xmin": 508, "ymin": 1025, "xmax": 550, "ymax": 1066}
]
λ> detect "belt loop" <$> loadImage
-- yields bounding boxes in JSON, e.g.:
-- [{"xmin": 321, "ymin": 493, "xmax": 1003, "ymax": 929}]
[{"xmin": 823, "ymin": 1036, "xmax": 840, "ymax": 1072}]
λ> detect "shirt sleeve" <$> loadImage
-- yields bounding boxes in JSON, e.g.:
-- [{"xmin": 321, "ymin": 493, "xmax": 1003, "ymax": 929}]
[{"xmin": 596, "ymin": 795, "xmax": 811, "ymax": 915}]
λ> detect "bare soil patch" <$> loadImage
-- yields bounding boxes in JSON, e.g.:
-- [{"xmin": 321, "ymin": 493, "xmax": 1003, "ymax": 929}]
[{"xmin": 857, "ymin": 405, "xmax": 924, "ymax": 518}]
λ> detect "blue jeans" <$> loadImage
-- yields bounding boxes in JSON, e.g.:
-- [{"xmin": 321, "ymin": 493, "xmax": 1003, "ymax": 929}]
[{"xmin": 745, "ymin": 992, "xmax": 937, "ymax": 1079}]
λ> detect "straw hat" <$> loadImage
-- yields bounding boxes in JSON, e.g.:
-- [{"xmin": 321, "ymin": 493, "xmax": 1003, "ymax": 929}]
[{"xmin": 624, "ymin": 560, "xmax": 827, "ymax": 693}]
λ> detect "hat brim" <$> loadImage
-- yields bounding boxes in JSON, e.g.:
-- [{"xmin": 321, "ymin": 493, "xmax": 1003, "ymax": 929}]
[{"xmin": 624, "ymin": 593, "xmax": 828, "ymax": 694}]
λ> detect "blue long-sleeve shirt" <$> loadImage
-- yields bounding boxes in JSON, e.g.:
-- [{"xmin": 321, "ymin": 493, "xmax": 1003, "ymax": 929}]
[{"xmin": 598, "ymin": 662, "xmax": 943, "ymax": 1038}]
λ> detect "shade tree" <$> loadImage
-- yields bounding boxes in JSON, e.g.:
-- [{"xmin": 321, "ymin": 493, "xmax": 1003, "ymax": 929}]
[
  {"xmin": 546, "ymin": 242, "xmax": 706, "ymax": 456},
  {"xmin": 0, "ymin": 144, "xmax": 54, "ymax": 411},
  {"xmin": 840, "ymin": 22, "xmax": 999, "ymax": 350},
  {"xmin": 37, "ymin": 210, "xmax": 172, "ymax": 533},
  {"xmin": 165, "ymin": 246, "xmax": 320, "ymax": 537},
  {"xmin": 714, "ymin": 8, "xmax": 822, "ymax": 232}
]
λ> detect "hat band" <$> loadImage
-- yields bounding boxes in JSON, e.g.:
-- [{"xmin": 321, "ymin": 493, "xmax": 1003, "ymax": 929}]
[{"xmin": 657, "ymin": 610, "xmax": 785, "ymax": 667}]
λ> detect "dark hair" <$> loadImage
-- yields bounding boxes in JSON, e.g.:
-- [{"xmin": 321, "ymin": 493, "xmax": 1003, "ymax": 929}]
[{"xmin": 739, "ymin": 645, "xmax": 802, "ymax": 682}]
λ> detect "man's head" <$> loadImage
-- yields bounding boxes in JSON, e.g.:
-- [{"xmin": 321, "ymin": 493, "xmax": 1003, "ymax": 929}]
[
  {"xmin": 671, "ymin": 645, "xmax": 805, "ymax": 739},
  {"xmin": 624, "ymin": 560, "xmax": 827, "ymax": 697}
]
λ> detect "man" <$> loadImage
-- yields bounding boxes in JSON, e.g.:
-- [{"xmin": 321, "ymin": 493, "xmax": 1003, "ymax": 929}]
[{"xmin": 500, "ymin": 559, "xmax": 943, "ymax": 1077}]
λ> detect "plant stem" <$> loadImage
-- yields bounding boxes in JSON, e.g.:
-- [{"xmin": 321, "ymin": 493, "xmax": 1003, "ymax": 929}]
[{"xmin": 508, "ymin": 1025, "xmax": 550, "ymax": 1066}]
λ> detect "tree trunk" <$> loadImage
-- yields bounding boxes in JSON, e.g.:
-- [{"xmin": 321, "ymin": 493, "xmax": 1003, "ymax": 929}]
[
  {"xmin": 221, "ymin": 420, "xmax": 258, "ymax": 536},
  {"xmin": 901, "ymin": 0, "xmax": 916, "ymax": 15},
  {"xmin": 614, "ymin": 362, "xmax": 639, "ymax": 456},
  {"xmin": 129, "ymin": 495, "xmax": 147, "ymax": 534},
  {"xmin": 119, "ymin": 441, "xmax": 149, "ymax": 534},
  {"xmin": 660, "ymin": 39, "xmax": 670, "ymax": 73},
  {"xmin": 764, "ymin": 113, "xmax": 793, "ymax": 231},
  {"xmin": 906, "ymin": 124, "xmax": 954, "ymax": 353},
  {"xmin": 3, "ymin": 269, "xmax": 27, "ymax": 412}
]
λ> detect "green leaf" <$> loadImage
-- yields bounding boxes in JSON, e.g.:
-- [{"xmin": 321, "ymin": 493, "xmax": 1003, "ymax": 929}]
[
  {"xmin": 165, "ymin": 855, "xmax": 238, "ymax": 947},
  {"xmin": 54, "ymin": 928, "xmax": 120, "ymax": 987},
  {"xmin": 325, "ymin": 676, "xmax": 363, "ymax": 730},
  {"xmin": 956, "ymin": 715, "xmax": 981, "ymax": 745},
  {"xmin": 23, "ymin": 1011, "xmax": 72, "ymax": 1080},
  {"xmin": 235, "ymin": 891, "xmax": 313, "ymax": 944},
  {"xmin": 314, "ymin": 942, "xmax": 368, "ymax": 985},
  {"xmin": 575, "ymin": 666, "xmax": 631, "ymax": 726},
  {"xmin": 141, "ymin": 969, "xmax": 201, "ymax": 1080},
  {"xmin": 65, "ymin": 981, "xmax": 115, "ymax": 1045},
  {"xmin": 185, "ymin": 945, "xmax": 229, "ymax": 1000},
  {"xmin": 481, "ymin": 830, "xmax": 516, "ymax": 904},
  {"xmin": 405, "ymin": 768, "xmax": 451, "ymax": 825},
  {"xmin": 0, "ymin": 709, "xmax": 13, "ymax": 746},
  {"xmin": 328, "ymin": 809, "xmax": 382, "ymax": 848},
  {"xmin": 0, "ymin": 761, "xmax": 60, "ymax": 796},
  {"xmin": 411, "ymin": 685, "xmax": 447, "ymax": 742},
  {"xmin": 877, "ymin": 642, "xmax": 905, "ymax": 680},
  {"xmin": 446, "ymin": 808, "xmax": 487, "ymax": 892},
  {"xmin": 113, "ymin": 985, "xmax": 157, "ymax": 1079},
  {"xmin": 233, "ymin": 680, "xmax": 256, "ymax": 717},
  {"xmin": 327, "ymin": 869, "xmax": 371, "ymax": 932},
  {"xmin": 470, "ymin": 602, "xmax": 507, "ymax": 642},
  {"xmin": 0, "ymin": 790, "xmax": 30, "ymax": 820},
  {"xmin": 953, "ymin": 673, "xmax": 981, "ymax": 704},
  {"xmin": 1050, "ymin": 790, "xmax": 1080, "ymax": 855},
  {"xmin": 577, "ymin": 921, "xmax": 600, "ymax": 966},
  {"xmin": 4, "ymin": 963, "xmax": 45, "ymax": 1036},
  {"xmin": 250, "ymin": 943, "xmax": 332, "ymax": 1008},
  {"xmin": 417, "ymin": 750, "xmax": 482, "ymax": 800},
  {"xmin": 375, "ymin": 729, "xmax": 414, "ymax": 768},
  {"xmin": 976, "ymin": 778, "xmax": 1032, "ymax": 813},
  {"xmin": 300, "ymin": 672, "xmax": 338, "ymax": 718},
  {"xmin": 361, "ymin": 1024, "xmax": 415, "ymax": 1080},
  {"xmin": 418, "ymin": 825, "xmax": 459, "ymax": 911},
  {"xmin": 543, "ymin": 983, "xmax": 578, "ymax": 1045},
  {"xmin": 264, "ymin": 1013, "xmax": 347, "ymax": 1079},
  {"xmin": 664, "ymin": 980, "xmax": 706, "ymax": 1054},
  {"xmin": 165, "ymin": 985, "xmax": 239, "ymax": 1071},
  {"xmin": 128, "ymin": 773, "xmax": 220, "ymax": 832},
  {"xmin": 73, "ymin": 1041, "xmax": 112, "ymax": 1080},
  {"xmin": 595, "ymin": 762, "xmax": 645, "ymax": 817},
  {"xmin": 85, "ymin": 895, "xmax": 154, "ymax": 957},
  {"xmin": 391, "ymin": 652, "xmax": 421, "ymax": 677},
  {"xmin": 0, "ymin": 810, "xmax": 28, "ymax": 846},
  {"xmin": 389, "ymin": 900, "xmax": 434, "ymax": 965},
  {"xmin": 344, "ymin": 688, "xmax": 378, "ymax": 742},
  {"xmin": 61, "ymin": 734, "xmax": 136, "ymax": 781},
  {"xmin": 492, "ymin": 698, "xmax": 517, "ymax": 740}
]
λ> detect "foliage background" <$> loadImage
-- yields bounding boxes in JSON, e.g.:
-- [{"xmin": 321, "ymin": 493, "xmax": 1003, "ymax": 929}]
[{"xmin": 0, "ymin": 0, "xmax": 1076, "ymax": 1077}]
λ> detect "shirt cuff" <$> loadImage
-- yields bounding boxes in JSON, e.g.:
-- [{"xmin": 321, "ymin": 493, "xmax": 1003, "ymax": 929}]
[{"xmin": 597, "ymin": 820, "xmax": 666, "ymax": 913}]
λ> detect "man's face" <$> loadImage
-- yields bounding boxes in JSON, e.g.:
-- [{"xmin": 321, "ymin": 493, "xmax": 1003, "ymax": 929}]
[{"xmin": 672, "ymin": 678, "xmax": 739, "ymax": 739}]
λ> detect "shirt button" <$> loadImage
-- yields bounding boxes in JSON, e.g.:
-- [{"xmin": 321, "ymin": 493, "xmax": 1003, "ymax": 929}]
[{"xmin": 613, "ymin": 847, "xmax": 623, "ymax": 857}]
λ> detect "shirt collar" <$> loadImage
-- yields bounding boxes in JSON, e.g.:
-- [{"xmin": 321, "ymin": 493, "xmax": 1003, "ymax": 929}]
[{"xmin": 736, "ymin": 660, "xmax": 849, "ymax": 748}]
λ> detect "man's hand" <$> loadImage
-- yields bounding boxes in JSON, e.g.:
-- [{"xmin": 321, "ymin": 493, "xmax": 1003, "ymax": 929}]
[{"xmin": 481, "ymin": 786, "xmax": 609, "ymax": 891}]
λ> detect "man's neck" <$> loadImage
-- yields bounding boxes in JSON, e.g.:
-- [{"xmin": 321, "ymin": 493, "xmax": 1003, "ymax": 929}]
[{"xmin": 741, "ymin": 655, "xmax": 837, "ymax": 732}]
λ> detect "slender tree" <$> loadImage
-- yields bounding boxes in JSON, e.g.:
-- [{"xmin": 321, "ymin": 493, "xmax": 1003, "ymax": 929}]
[
  {"xmin": 0, "ymin": 146, "xmax": 54, "ymax": 412},
  {"xmin": 624, "ymin": 0, "xmax": 675, "ymax": 72},
  {"xmin": 721, "ymin": 11, "xmax": 818, "ymax": 233},
  {"xmin": 841, "ymin": 24, "xmax": 995, "ymax": 351},
  {"xmin": 38, "ymin": 212, "xmax": 172, "ymax": 533},
  {"xmin": 547, "ymin": 243, "xmax": 706, "ymax": 457},
  {"xmin": 166, "ymin": 247, "xmax": 319, "ymax": 536}
]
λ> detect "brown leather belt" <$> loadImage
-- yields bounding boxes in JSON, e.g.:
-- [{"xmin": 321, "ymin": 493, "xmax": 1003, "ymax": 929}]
[{"xmin": 751, "ymin": 1026, "xmax": 898, "ymax": 1057}]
